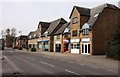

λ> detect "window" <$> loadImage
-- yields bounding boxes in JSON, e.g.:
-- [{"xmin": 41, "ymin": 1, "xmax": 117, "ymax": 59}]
[
  {"xmin": 82, "ymin": 29, "xmax": 89, "ymax": 35},
  {"xmin": 29, "ymin": 44, "xmax": 31, "ymax": 48},
  {"xmin": 38, "ymin": 42, "xmax": 42, "ymax": 49},
  {"xmin": 71, "ymin": 44, "xmax": 73, "ymax": 49},
  {"xmin": 72, "ymin": 17, "xmax": 78, "ymax": 24},
  {"xmin": 72, "ymin": 30, "xmax": 77, "ymax": 37},
  {"xmin": 94, "ymin": 13, "xmax": 99, "ymax": 18},
  {"xmin": 71, "ymin": 44, "xmax": 79, "ymax": 49},
  {"xmin": 57, "ymin": 35, "xmax": 60, "ymax": 39},
  {"xmin": 33, "ymin": 44, "xmax": 35, "ymax": 48}
]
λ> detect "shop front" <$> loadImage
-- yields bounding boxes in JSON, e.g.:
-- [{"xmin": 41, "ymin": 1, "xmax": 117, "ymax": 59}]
[
  {"xmin": 63, "ymin": 39, "xmax": 70, "ymax": 52},
  {"xmin": 70, "ymin": 39, "xmax": 80, "ymax": 54},
  {"xmin": 43, "ymin": 40, "xmax": 49, "ymax": 51},
  {"xmin": 37, "ymin": 40, "xmax": 42, "ymax": 50},
  {"xmin": 81, "ymin": 38, "xmax": 91, "ymax": 55}
]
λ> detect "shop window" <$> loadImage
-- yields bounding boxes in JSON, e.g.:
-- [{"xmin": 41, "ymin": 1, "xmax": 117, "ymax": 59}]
[
  {"xmin": 71, "ymin": 44, "xmax": 73, "ymax": 49},
  {"xmin": 29, "ymin": 44, "xmax": 31, "ymax": 48},
  {"xmin": 88, "ymin": 44, "xmax": 90, "ymax": 53},
  {"xmin": 72, "ymin": 30, "xmax": 77, "ymax": 37},
  {"xmin": 77, "ymin": 44, "xmax": 79, "ymax": 49},
  {"xmin": 33, "ymin": 44, "xmax": 35, "ymax": 48},
  {"xmin": 71, "ymin": 44, "xmax": 79, "ymax": 49},
  {"xmin": 72, "ymin": 17, "xmax": 78, "ymax": 24},
  {"xmin": 82, "ymin": 29, "xmax": 89, "ymax": 35},
  {"xmin": 38, "ymin": 42, "xmax": 42, "ymax": 49}
]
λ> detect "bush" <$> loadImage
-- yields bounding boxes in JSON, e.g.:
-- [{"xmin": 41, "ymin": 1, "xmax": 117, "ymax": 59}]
[
  {"xmin": 105, "ymin": 31, "xmax": 120, "ymax": 60},
  {"xmin": 31, "ymin": 48, "xmax": 36, "ymax": 52},
  {"xmin": 18, "ymin": 47, "xmax": 23, "ymax": 50}
]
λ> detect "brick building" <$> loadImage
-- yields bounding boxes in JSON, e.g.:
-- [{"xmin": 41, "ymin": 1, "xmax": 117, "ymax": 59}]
[
  {"xmin": 53, "ymin": 23, "xmax": 70, "ymax": 53},
  {"xmin": 42, "ymin": 18, "xmax": 67, "ymax": 52},
  {"xmin": 70, "ymin": 3, "xmax": 120, "ymax": 55}
]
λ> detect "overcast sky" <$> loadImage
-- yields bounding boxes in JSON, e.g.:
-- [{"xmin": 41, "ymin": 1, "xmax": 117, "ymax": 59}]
[{"xmin": 0, "ymin": 0, "xmax": 120, "ymax": 38}]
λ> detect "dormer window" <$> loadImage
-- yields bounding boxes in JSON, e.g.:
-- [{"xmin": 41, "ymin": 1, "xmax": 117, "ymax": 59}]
[
  {"xmin": 81, "ymin": 23, "xmax": 89, "ymax": 35},
  {"xmin": 44, "ymin": 31, "xmax": 48, "ymax": 37},
  {"xmin": 82, "ymin": 29, "xmax": 89, "ymax": 35},
  {"xmin": 94, "ymin": 13, "xmax": 99, "ymax": 18},
  {"xmin": 72, "ymin": 17, "xmax": 78, "ymax": 24}
]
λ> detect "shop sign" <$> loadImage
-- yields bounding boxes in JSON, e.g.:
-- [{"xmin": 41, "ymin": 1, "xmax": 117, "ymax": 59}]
[
  {"xmin": 81, "ymin": 38, "xmax": 90, "ymax": 42},
  {"xmin": 71, "ymin": 39, "xmax": 79, "ymax": 42}
]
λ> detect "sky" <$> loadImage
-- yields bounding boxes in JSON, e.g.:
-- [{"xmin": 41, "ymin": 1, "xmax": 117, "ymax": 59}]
[{"xmin": 0, "ymin": 0, "xmax": 120, "ymax": 38}]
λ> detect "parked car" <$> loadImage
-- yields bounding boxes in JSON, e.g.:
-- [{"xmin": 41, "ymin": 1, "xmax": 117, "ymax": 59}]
[
  {"xmin": 18, "ymin": 47, "xmax": 23, "ymax": 50},
  {"xmin": 0, "ymin": 44, "xmax": 4, "ymax": 50},
  {"xmin": 13, "ymin": 46, "xmax": 18, "ymax": 49}
]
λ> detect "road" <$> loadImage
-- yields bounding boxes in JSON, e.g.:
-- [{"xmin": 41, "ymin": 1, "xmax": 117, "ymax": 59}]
[{"xmin": 1, "ymin": 48, "xmax": 119, "ymax": 77}]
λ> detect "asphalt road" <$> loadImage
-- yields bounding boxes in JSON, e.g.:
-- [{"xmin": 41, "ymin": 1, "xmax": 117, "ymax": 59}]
[{"xmin": 1, "ymin": 48, "xmax": 119, "ymax": 76}]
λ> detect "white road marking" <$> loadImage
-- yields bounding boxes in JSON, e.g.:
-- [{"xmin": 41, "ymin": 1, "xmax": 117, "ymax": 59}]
[
  {"xmin": 65, "ymin": 69, "xmax": 81, "ymax": 75},
  {"xmin": 47, "ymin": 57, "xmax": 51, "ymax": 58},
  {"xmin": 39, "ymin": 61, "xmax": 55, "ymax": 67},
  {"xmin": 26, "ymin": 56, "xmax": 35, "ymax": 61},
  {"xmin": 80, "ymin": 64, "xmax": 84, "ymax": 66},
  {"xmin": 4, "ymin": 56, "xmax": 24, "ymax": 73}
]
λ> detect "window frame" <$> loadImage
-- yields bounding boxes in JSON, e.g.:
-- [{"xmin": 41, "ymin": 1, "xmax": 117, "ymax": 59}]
[
  {"xmin": 72, "ymin": 30, "xmax": 77, "ymax": 37},
  {"xmin": 82, "ymin": 29, "xmax": 89, "ymax": 35},
  {"xmin": 72, "ymin": 17, "xmax": 78, "ymax": 24}
]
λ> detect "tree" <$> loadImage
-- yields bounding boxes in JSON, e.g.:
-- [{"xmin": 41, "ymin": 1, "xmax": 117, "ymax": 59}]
[
  {"xmin": 11, "ymin": 28, "xmax": 16, "ymax": 37},
  {"xmin": 1, "ymin": 28, "xmax": 17, "ymax": 47},
  {"xmin": 6, "ymin": 28, "xmax": 10, "ymax": 35},
  {"xmin": 105, "ymin": 31, "xmax": 120, "ymax": 60}
]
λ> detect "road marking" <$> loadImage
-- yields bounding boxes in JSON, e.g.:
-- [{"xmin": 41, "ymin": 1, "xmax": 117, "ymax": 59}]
[
  {"xmin": 26, "ymin": 56, "xmax": 35, "ymax": 61},
  {"xmin": 4, "ymin": 56, "xmax": 23, "ymax": 73},
  {"xmin": 80, "ymin": 64, "xmax": 84, "ymax": 66},
  {"xmin": 47, "ymin": 57, "xmax": 51, "ymax": 58},
  {"xmin": 39, "ymin": 61, "xmax": 55, "ymax": 67},
  {"xmin": 65, "ymin": 69, "xmax": 81, "ymax": 75}
]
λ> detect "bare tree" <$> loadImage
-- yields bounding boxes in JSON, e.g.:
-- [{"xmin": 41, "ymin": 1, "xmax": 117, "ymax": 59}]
[
  {"xmin": 11, "ymin": 28, "xmax": 16, "ymax": 37},
  {"xmin": 1, "ymin": 30, "xmax": 6, "ymax": 39},
  {"xmin": 6, "ymin": 28, "xmax": 10, "ymax": 35}
]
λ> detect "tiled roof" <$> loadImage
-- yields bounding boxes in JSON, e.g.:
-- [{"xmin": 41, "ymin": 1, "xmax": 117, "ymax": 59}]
[
  {"xmin": 54, "ymin": 22, "xmax": 69, "ymax": 35},
  {"xmin": 81, "ymin": 3, "xmax": 120, "ymax": 30},
  {"xmin": 45, "ymin": 18, "xmax": 67, "ymax": 36},
  {"xmin": 87, "ymin": 3, "xmax": 120, "ymax": 27},
  {"xmin": 69, "ymin": 6, "xmax": 90, "ymax": 18}
]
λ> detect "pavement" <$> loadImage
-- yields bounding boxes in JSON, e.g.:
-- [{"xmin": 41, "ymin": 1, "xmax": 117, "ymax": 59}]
[{"xmin": 1, "ymin": 48, "xmax": 119, "ymax": 76}]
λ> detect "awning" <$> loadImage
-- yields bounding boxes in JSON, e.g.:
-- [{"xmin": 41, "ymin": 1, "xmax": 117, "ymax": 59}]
[{"xmin": 43, "ymin": 40, "xmax": 49, "ymax": 42}]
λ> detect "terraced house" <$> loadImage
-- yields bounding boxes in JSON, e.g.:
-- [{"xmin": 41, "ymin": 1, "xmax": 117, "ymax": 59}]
[
  {"xmin": 42, "ymin": 18, "xmax": 67, "ymax": 52},
  {"xmin": 53, "ymin": 22, "xmax": 70, "ymax": 53},
  {"xmin": 37, "ymin": 21, "xmax": 50, "ymax": 51},
  {"xmin": 70, "ymin": 3, "xmax": 120, "ymax": 55},
  {"xmin": 28, "ymin": 31, "xmax": 37, "ymax": 50}
]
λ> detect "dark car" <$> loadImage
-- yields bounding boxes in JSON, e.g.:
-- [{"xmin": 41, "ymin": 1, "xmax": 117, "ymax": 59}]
[
  {"xmin": 13, "ymin": 46, "xmax": 18, "ymax": 49},
  {"xmin": 0, "ymin": 44, "xmax": 4, "ymax": 50}
]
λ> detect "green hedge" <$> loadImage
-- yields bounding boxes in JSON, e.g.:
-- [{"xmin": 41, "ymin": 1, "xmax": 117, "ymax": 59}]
[
  {"xmin": 18, "ymin": 47, "xmax": 23, "ymax": 50},
  {"xmin": 105, "ymin": 31, "xmax": 120, "ymax": 60}
]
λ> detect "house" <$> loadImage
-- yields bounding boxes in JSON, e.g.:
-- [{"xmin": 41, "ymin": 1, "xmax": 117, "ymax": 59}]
[
  {"xmin": 16, "ymin": 35, "xmax": 28, "ymax": 49},
  {"xmin": 28, "ymin": 31, "xmax": 36, "ymax": 50},
  {"xmin": 42, "ymin": 18, "xmax": 67, "ymax": 52},
  {"xmin": 70, "ymin": 3, "xmax": 120, "ymax": 55},
  {"xmin": 53, "ymin": 22, "xmax": 70, "ymax": 53},
  {"xmin": 37, "ymin": 21, "xmax": 50, "ymax": 51},
  {"xmin": 62, "ymin": 23, "xmax": 70, "ymax": 53}
]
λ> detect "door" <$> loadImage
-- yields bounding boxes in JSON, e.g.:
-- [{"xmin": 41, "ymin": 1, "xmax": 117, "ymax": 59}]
[
  {"xmin": 55, "ymin": 44, "xmax": 61, "ymax": 52},
  {"xmin": 82, "ymin": 43, "xmax": 90, "ymax": 55}
]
